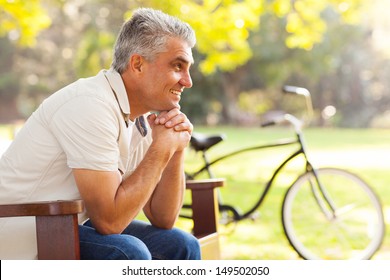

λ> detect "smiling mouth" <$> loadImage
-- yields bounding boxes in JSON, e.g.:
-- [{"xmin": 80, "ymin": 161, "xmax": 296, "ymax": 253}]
[{"xmin": 170, "ymin": 89, "xmax": 182, "ymax": 97}]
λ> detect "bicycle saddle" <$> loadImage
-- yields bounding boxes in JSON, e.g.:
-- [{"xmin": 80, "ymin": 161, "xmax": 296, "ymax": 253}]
[{"xmin": 190, "ymin": 132, "xmax": 225, "ymax": 151}]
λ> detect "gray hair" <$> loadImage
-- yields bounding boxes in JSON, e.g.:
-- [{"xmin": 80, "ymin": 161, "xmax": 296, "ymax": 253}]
[{"xmin": 111, "ymin": 8, "xmax": 196, "ymax": 73}]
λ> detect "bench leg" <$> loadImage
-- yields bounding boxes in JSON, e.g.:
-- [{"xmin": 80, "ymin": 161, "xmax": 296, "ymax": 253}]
[
  {"xmin": 36, "ymin": 215, "xmax": 80, "ymax": 260},
  {"xmin": 190, "ymin": 187, "xmax": 220, "ymax": 259}
]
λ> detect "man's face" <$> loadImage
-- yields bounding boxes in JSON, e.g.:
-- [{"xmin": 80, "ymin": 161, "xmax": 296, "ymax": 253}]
[{"xmin": 139, "ymin": 37, "xmax": 194, "ymax": 112}]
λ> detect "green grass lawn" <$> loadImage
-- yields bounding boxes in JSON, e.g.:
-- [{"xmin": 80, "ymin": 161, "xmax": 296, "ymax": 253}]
[
  {"xmin": 181, "ymin": 126, "xmax": 390, "ymax": 260},
  {"xmin": 1, "ymin": 124, "xmax": 389, "ymax": 259}
]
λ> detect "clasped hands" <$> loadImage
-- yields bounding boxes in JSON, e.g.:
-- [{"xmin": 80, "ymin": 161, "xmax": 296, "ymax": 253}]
[{"xmin": 147, "ymin": 108, "xmax": 193, "ymax": 153}]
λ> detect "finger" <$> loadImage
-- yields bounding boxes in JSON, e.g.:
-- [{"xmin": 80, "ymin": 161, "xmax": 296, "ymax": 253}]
[
  {"xmin": 165, "ymin": 113, "xmax": 188, "ymax": 128},
  {"xmin": 155, "ymin": 108, "xmax": 181, "ymax": 125},
  {"xmin": 173, "ymin": 121, "xmax": 193, "ymax": 134},
  {"xmin": 147, "ymin": 113, "xmax": 157, "ymax": 127},
  {"xmin": 154, "ymin": 111, "xmax": 168, "ymax": 124}
]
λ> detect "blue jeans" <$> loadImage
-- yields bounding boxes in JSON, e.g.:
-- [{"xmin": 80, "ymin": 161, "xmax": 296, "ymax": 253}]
[{"xmin": 78, "ymin": 220, "xmax": 201, "ymax": 260}]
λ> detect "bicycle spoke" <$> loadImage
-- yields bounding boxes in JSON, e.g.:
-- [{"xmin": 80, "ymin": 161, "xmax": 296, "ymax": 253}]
[{"xmin": 334, "ymin": 203, "xmax": 358, "ymax": 217}]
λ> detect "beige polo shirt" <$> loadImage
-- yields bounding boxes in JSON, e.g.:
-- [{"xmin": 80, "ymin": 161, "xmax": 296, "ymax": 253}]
[{"xmin": 0, "ymin": 69, "xmax": 152, "ymax": 259}]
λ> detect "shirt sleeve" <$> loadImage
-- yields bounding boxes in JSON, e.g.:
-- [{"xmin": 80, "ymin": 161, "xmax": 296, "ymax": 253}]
[{"xmin": 49, "ymin": 94, "xmax": 120, "ymax": 171}]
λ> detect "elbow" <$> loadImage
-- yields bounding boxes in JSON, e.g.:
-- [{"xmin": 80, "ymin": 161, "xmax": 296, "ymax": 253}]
[
  {"xmin": 150, "ymin": 216, "xmax": 177, "ymax": 230},
  {"xmin": 91, "ymin": 219, "xmax": 126, "ymax": 235},
  {"xmin": 151, "ymin": 223, "xmax": 175, "ymax": 230},
  {"xmin": 97, "ymin": 227, "xmax": 123, "ymax": 235},
  {"xmin": 143, "ymin": 205, "xmax": 180, "ymax": 230},
  {"xmin": 155, "ymin": 222, "xmax": 175, "ymax": 230}
]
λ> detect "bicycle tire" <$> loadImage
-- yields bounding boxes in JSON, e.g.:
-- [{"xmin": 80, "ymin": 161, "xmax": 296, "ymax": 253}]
[{"xmin": 282, "ymin": 167, "xmax": 385, "ymax": 260}]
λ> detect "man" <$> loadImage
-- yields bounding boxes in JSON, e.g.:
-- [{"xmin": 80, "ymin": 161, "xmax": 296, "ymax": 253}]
[{"xmin": 0, "ymin": 8, "xmax": 200, "ymax": 260}]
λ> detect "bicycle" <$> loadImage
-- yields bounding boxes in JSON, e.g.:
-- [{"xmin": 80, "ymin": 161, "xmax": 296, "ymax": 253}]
[{"xmin": 181, "ymin": 85, "xmax": 385, "ymax": 260}]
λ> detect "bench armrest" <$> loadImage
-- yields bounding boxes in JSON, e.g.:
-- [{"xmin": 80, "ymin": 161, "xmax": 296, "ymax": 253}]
[
  {"xmin": 0, "ymin": 200, "xmax": 84, "ymax": 259},
  {"xmin": 186, "ymin": 178, "xmax": 224, "ymax": 237},
  {"xmin": 0, "ymin": 200, "xmax": 84, "ymax": 217}
]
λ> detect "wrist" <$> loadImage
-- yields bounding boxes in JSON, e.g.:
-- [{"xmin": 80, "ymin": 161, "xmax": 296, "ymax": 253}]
[{"xmin": 149, "ymin": 141, "xmax": 175, "ymax": 162}]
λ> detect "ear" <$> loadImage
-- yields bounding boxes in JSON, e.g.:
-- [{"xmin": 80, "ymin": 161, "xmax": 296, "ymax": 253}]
[{"xmin": 129, "ymin": 54, "xmax": 144, "ymax": 73}]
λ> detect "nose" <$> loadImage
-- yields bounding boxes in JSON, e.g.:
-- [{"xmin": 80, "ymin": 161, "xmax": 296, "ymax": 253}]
[{"xmin": 180, "ymin": 71, "xmax": 193, "ymax": 88}]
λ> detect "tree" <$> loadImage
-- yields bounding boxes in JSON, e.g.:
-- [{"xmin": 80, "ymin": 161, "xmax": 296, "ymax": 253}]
[
  {"xmin": 239, "ymin": 1, "xmax": 390, "ymax": 128},
  {"xmin": 211, "ymin": 0, "xmax": 367, "ymax": 124},
  {"xmin": 0, "ymin": 0, "xmax": 376, "ymax": 126},
  {"xmin": 0, "ymin": 0, "xmax": 128, "ymax": 120},
  {"xmin": 0, "ymin": 0, "xmax": 51, "ymax": 120},
  {"xmin": 138, "ymin": 0, "xmax": 365, "ymax": 76},
  {"xmin": 0, "ymin": 0, "xmax": 51, "ymax": 47},
  {"xmin": 134, "ymin": 0, "xmax": 366, "ymax": 124}
]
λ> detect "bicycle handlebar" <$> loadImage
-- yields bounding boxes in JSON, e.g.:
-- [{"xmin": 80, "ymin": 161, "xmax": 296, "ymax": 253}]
[
  {"xmin": 261, "ymin": 113, "xmax": 303, "ymax": 133},
  {"xmin": 282, "ymin": 85, "xmax": 310, "ymax": 97},
  {"xmin": 261, "ymin": 85, "xmax": 314, "ymax": 130},
  {"xmin": 283, "ymin": 85, "xmax": 314, "ymax": 123}
]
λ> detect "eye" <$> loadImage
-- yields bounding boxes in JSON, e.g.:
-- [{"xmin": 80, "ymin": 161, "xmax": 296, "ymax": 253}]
[{"xmin": 174, "ymin": 63, "xmax": 182, "ymax": 71}]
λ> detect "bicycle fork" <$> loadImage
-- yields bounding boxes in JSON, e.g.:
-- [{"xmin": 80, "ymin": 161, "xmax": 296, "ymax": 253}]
[
  {"xmin": 298, "ymin": 129, "xmax": 339, "ymax": 221},
  {"xmin": 306, "ymin": 162, "xmax": 338, "ymax": 221}
]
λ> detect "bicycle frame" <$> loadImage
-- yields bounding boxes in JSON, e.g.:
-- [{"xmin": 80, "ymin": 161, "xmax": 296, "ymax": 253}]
[
  {"xmin": 184, "ymin": 86, "xmax": 338, "ymax": 224},
  {"xmin": 186, "ymin": 134, "xmax": 299, "ymax": 219},
  {"xmin": 188, "ymin": 137, "xmax": 298, "ymax": 179},
  {"xmin": 186, "ymin": 127, "xmax": 337, "ymax": 223},
  {"xmin": 182, "ymin": 86, "xmax": 385, "ymax": 260}
]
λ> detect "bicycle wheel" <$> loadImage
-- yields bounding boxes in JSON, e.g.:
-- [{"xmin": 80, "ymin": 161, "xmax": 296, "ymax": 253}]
[{"xmin": 282, "ymin": 167, "xmax": 385, "ymax": 260}]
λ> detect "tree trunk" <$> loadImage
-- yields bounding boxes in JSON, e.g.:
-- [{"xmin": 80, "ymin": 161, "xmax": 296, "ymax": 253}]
[{"xmin": 220, "ymin": 69, "xmax": 245, "ymax": 124}]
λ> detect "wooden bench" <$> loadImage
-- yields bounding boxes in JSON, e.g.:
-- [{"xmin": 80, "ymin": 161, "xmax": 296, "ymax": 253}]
[
  {"xmin": 0, "ymin": 178, "xmax": 224, "ymax": 260},
  {"xmin": 185, "ymin": 179, "xmax": 224, "ymax": 259}
]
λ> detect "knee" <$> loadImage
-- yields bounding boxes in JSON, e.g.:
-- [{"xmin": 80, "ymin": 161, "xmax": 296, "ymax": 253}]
[
  {"xmin": 117, "ymin": 235, "xmax": 152, "ymax": 260},
  {"xmin": 79, "ymin": 231, "xmax": 152, "ymax": 260},
  {"xmin": 169, "ymin": 229, "xmax": 201, "ymax": 260}
]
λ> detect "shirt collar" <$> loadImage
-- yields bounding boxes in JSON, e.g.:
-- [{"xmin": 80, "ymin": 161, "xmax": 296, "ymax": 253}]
[
  {"xmin": 103, "ymin": 68, "xmax": 130, "ymax": 116},
  {"xmin": 102, "ymin": 69, "xmax": 147, "ymax": 136}
]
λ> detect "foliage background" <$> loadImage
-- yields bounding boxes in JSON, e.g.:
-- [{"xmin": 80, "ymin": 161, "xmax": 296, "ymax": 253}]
[{"xmin": 1, "ymin": 0, "xmax": 389, "ymax": 128}]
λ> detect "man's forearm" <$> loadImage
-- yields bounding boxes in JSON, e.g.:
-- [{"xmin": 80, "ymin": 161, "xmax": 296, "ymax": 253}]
[
  {"xmin": 75, "ymin": 141, "xmax": 174, "ymax": 235},
  {"xmin": 117, "ymin": 142, "xmax": 174, "ymax": 220},
  {"xmin": 143, "ymin": 150, "xmax": 186, "ymax": 229}
]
